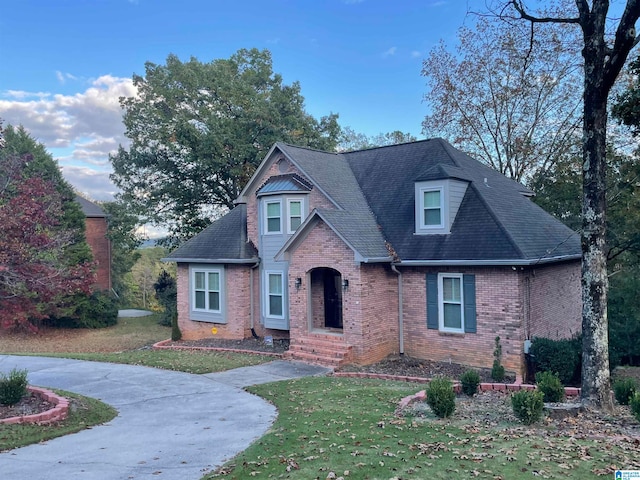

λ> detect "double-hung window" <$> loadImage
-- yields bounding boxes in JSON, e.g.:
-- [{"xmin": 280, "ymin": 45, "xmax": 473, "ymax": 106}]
[
  {"xmin": 287, "ymin": 199, "xmax": 303, "ymax": 233},
  {"xmin": 439, "ymin": 273, "xmax": 463, "ymax": 332},
  {"xmin": 265, "ymin": 200, "xmax": 282, "ymax": 234},
  {"xmin": 422, "ymin": 188, "xmax": 443, "ymax": 228},
  {"xmin": 193, "ymin": 270, "xmax": 221, "ymax": 312},
  {"xmin": 266, "ymin": 272, "xmax": 284, "ymax": 317}
]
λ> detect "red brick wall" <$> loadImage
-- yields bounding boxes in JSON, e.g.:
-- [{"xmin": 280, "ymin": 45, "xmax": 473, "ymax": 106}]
[
  {"xmin": 528, "ymin": 260, "xmax": 582, "ymax": 340},
  {"xmin": 176, "ymin": 263, "xmax": 288, "ymax": 341},
  {"xmin": 401, "ymin": 267, "xmax": 525, "ymax": 374},
  {"xmin": 288, "ymin": 221, "xmax": 399, "ymax": 364},
  {"xmin": 84, "ymin": 217, "xmax": 111, "ymax": 291}
]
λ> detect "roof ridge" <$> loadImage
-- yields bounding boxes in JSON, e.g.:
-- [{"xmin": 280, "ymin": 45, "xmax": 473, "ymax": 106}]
[
  {"xmin": 276, "ymin": 141, "xmax": 341, "ymax": 156},
  {"xmin": 341, "ymin": 137, "xmax": 435, "ymax": 155}
]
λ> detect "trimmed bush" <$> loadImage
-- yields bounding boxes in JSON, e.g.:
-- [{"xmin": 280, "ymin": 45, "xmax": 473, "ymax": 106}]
[
  {"xmin": 511, "ymin": 390, "xmax": 544, "ymax": 425},
  {"xmin": 536, "ymin": 371, "xmax": 565, "ymax": 403},
  {"xmin": 491, "ymin": 336, "xmax": 505, "ymax": 382},
  {"xmin": 460, "ymin": 370, "xmax": 481, "ymax": 396},
  {"xmin": 613, "ymin": 378, "xmax": 638, "ymax": 405},
  {"xmin": 0, "ymin": 368, "xmax": 28, "ymax": 406},
  {"xmin": 630, "ymin": 392, "xmax": 640, "ymax": 422},
  {"xmin": 426, "ymin": 377, "xmax": 456, "ymax": 418},
  {"xmin": 52, "ymin": 291, "xmax": 119, "ymax": 328},
  {"xmin": 529, "ymin": 336, "xmax": 581, "ymax": 386}
]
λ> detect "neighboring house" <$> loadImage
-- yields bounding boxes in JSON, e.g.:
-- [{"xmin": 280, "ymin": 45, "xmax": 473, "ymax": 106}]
[
  {"xmin": 75, "ymin": 196, "xmax": 111, "ymax": 292},
  {"xmin": 165, "ymin": 139, "xmax": 582, "ymax": 376}
]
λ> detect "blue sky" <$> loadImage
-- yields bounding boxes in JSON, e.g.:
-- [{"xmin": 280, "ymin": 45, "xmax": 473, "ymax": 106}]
[{"xmin": 0, "ymin": 0, "xmax": 474, "ymax": 202}]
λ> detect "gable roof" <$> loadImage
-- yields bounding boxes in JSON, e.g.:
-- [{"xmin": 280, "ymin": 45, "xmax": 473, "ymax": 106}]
[
  {"xmin": 169, "ymin": 138, "xmax": 580, "ymax": 267},
  {"xmin": 75, "ymin": 195, "xmax": 107, "ymax": 218},
  {"xmin": 165, "ymin": 204, "xmax": 258, "ymax": 264}
]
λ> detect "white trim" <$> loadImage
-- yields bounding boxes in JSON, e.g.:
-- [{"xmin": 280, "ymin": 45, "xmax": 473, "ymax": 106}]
[
  {"xmin": 192, "ymin": 268, "xmax": 222, "ymax": 313},
  {"xmin": 264, "ymin": 199, "xmax": 282, "ymax": 234},
  {"xmin": 438, "ymin": 273, "xmax": 464, "ymax": 333},
  {"xmin": 264, "ymin": 271, "xmax": 285, "ymax": 319},
  {"xmin": 286, "ymin": 197, "xmax": 305, "ymax": 234},
  {"xmin": 420, "ymin": 187, "xmax": 444, "ymax": 229}
]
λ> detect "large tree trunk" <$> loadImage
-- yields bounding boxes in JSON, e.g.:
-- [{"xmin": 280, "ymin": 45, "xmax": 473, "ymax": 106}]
[{"xmin": 579, "ymin": 12, "xmax": 613, "ymax": 411}]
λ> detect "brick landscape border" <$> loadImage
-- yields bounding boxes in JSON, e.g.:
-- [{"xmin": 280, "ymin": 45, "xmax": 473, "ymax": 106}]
[
  {"xmin": 153, "ymin": 339, "xmax": 284, "ymax": 357},
  {"xmin": 0, "ymin": 386, "xmax": 69, "ymax": 425}
]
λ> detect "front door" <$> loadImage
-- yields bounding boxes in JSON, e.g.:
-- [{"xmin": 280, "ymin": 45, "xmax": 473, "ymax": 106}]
[{"xmin": 323, "ymin": 269, "xmax": 343, "ymax": 329}]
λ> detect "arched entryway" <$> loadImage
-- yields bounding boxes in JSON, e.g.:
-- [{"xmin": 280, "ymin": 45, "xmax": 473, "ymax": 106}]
[{"xmin": 309, "ymin": 267, "xmax": 343, "ymax": 330}]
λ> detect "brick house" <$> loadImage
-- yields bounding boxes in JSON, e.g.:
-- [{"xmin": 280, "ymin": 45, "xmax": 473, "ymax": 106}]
[
  {"xmin": 75, "ymin": 196, "xmax": 111, "ymax": 291},
  {"xmin": 166, "ymin": 139, "xmax": 582, "ymax": 376}
]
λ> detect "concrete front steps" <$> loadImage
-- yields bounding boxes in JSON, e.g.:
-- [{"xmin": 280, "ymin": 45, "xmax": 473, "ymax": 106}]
[{"xmin": 284, "ymin": 332, "xmax": 352, "ymax": 368}]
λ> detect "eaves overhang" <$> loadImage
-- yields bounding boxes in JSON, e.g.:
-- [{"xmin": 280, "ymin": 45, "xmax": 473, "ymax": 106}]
[
  {"xmin": 162, "ymin": 257, "xmax": 260, "ymax": 265},
  {"xmin": 395, "ymin": 254, "xmax": 581, "ymax": 267}
]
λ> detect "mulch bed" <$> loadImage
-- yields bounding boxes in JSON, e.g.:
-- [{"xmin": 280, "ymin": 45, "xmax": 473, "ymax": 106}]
[
  {"xmin": 0, "ymin": 393, "xmax": 54, "ymax": 420},
  {"xmin": 165, "ymin": 338, "xmax": 515, "ymax": 382}
]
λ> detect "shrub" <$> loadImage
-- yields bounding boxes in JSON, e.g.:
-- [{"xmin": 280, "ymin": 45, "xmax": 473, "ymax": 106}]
[
  {"xmin": 491, "ymin": 336, "xmax": 505, "ymax": 382},
  {"xmin": 630, "ymin": 392, "xmax": 640, "ymax": 422},
  {"xmin": 535, "ymin": 371, "xmax": 565, "ymax": 403},
  {"xmin": 52, "ymin": 291, "xmax": 119, "ymax": 328},
  {"xmin": 0, "ymin": 368, "xmax": 28, "ymax": 406},
  {"xmin": 154, "ymin": 270, "xmax": 177, "ymax": 328},
  {"xmin": 613, "ymin": 378, "xmax": 638, "ymax": 405},
  {"xmin": 529, "ymin": 336, "xmax": 581, "ymax": 386},
  {"xmin": 426, "ymin": 377, "xmax": 456, "ymax": 418},
  {"xmin": 511, "ymin": 390, "xmax": 544, "ymax": 425},
  {"xmin": 460, "ymin": 370, "xmax": 481, "ymax": 396}
]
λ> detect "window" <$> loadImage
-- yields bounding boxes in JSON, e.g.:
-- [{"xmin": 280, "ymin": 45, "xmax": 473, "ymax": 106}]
[
  {"xmin": 193, "ymin": 269, "xmax": 221, "ymax": 312},
  {"xmin": 265, "ymin": 201, "xmax": 282, "ymax": 234},
  {"xmin": 427, "ymin": 273, "xmax": 476, "ymax": 334},
  {"xmin": 267, "ymin": 272, "xmax": 284, "ymax": 317},
  {"xmin": 440, "ymin": 274, "xmax": 463, "ymax": 332},
  {"xmin": 287, "ymin": 199, "xmax": 303, "ymax": 233},
  {"xmin": 421, "ymin": 188, "xmax": 443, "ymax": 228}
]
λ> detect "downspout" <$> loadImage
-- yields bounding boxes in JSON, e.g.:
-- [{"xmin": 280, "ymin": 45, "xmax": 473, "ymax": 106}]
[
  {"xmin": 250, "ymin": 260, "xmax": 260, "ymax": 338},
  {"xmin": 391, "ymin": 263, "xmax": 404, "ymax": 355}
]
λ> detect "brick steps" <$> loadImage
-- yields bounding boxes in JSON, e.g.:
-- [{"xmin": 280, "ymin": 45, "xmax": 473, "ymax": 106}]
[{"xmin": 284, "ymin": 334, "xmax": 352, "ymax": 368}]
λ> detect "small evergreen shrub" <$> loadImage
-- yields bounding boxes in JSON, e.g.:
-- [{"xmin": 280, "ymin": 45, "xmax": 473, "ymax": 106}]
[
  {"xmin": 491, "ymin": 336, "xmax": 505, "ymax": 382},
  {"xmin": 53, "ymin": 291, "xmax": 119, "ymax": 328},
  {"xmin": 426, "ymin": 377, "xmax": 456, "ymax": 418},
  {"xmin": 511, "ymin": 390, "xmax": 544, "ymax": 425},
  {"xmin": 460, "ymin": 370, "xmax": 481, "ymax": 396},
  {"xmin": 535, "ymin": 371, "xmax": 565, "ymax": 403},
  {"xmin": 613, "ymin": 378, "xmax": 638, "ymax": 406},
  {"xmin": 154, "ymin": 270, "xmax": 177, "ymax": 328},
  {"xmin": 529, "ymin": 336, "xmax": 581, "ymax": 385},
  {"xmin": 630, "ymin": 392, "xmax": 640, "ymax": 422},
  {"xmin": 0, "ymin": 368, "xmax": 28, "ymax": 406}
]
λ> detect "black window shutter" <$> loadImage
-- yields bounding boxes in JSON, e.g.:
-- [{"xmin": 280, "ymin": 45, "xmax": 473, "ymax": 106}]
[
  {"xmin": 463, "ymin": 274, "xmax": 476, "ymax": 333},
  {"xmin": 426, "ymin": 274, "xmax": 438, "ymax": 329}
]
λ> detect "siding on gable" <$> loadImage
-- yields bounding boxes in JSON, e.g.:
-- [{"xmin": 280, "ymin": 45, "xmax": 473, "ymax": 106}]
[{"xmin": 448, "ymin": 179, "xmax": 468, "ymax": 230}]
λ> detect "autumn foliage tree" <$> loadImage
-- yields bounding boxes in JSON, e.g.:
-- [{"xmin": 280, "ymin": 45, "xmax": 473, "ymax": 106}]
[{"xmin": 0, "ymin": 130, "xmax": 95, "ymax": 331}]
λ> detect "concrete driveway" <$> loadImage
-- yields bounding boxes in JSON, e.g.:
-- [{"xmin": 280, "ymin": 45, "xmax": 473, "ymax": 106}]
[{"xmin": 0, "ymin": 356, "xmax": 329, "ymax": 480}]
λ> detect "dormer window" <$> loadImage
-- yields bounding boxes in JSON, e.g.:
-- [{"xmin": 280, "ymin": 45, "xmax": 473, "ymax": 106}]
[
  {"xmin": 422, "ymin": 188, "xmax": 443, "ymax": 228},
  {"xmin": 415, "ymin": 179, "xmax": 468, "ymax": 235}
]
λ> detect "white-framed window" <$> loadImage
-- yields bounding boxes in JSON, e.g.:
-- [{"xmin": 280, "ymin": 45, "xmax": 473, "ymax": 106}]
[
  {"xmin": 265, "ymin": 200, "xmax": 282, "ymax": 234},
  {"xmin": 287, "ymin": 198, "xmax": 303, "ymax": 234},
  {"xmin": 438, "ymin": 273, "xmax": 464, "ymax": 333},
  {"xmin": 193, "ymin": 269, "xmax": 221, "ymax": 312},
  {"xmin": 266, "ymin": 272, "xmax": 284, "ymax": 318},
  {"xmin": 420, "ymin": 187, "xmax": 444, "ymax": 228}
]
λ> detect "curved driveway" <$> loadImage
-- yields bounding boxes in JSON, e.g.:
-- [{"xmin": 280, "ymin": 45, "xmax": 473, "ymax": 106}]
[{"xmin": 0, "ymin": 355, "xmax": 328, "ymax": 480}]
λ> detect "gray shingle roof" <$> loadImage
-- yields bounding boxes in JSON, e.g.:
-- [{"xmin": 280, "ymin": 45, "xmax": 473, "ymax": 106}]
[
  {"xmin": 75, "ymin": 195, "xmax": 107, "ymax": 218},
  {"xmin": 168, "ymin": 138, "xmax": 580, "ymax": 266},
  {"xmin": 165, "ymin": 205, "xmax": 258, "ymax": 263}
]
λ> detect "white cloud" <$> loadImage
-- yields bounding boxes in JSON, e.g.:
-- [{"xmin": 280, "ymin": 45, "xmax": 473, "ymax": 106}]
[
  {"xmin": 0, "ymin": 75, "xmax": 135, "ymax": 201},
  {"xmin": 411, "ymin": 50, "xmax": 422, "ymax": 58},
  {"xmin": 382, "ymin": 47, "xmax": 397, "ymax": 57}
]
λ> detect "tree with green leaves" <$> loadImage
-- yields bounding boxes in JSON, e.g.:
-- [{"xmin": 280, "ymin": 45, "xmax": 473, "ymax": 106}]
[
  {"xmin": 338, "ymin": 127, "xmax": 418, "ymax": 152},
  {"xmin": 505, "ymin": 0, "xmax": 640, "ymax": 410},
  {"xmin": 110, "ymin": 48, "xmax": 341, "ymax": 247}
]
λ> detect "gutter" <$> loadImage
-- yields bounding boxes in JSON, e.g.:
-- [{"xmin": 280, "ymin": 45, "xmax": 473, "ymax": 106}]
[
  {"xmin": 391, "ymin": 263, "xmax": 404, "ymax": 355},
  {"xmin": 161, "ymin": 257, "xmax": 261, "ymax": 265},
  {"xmin": 250, "ymin": 259, "xmax": 261, "ymax": 338},
  {"xmin": 397, "ymin": 254, "xmax": 581, "ymax": 267}
]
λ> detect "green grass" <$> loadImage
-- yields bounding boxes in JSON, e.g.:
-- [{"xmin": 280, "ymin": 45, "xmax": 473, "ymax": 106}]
[
  {"xmin": 205, "ymin": 377, "xmax": 638, "ymax": 479},
  {"xmin": 0, "ymin": 390, "xmax": 117, "ymax": 452},
  {"xmin": 47, "ymin": 349, "xmax": 278, "ymax": 374}
]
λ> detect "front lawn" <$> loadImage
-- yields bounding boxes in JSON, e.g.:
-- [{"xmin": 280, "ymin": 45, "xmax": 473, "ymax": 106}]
[{"xmin": 206, "ymin": 376, "xmax": 640, "ymax": 479}]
